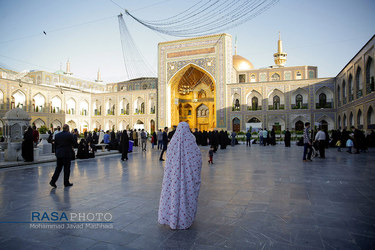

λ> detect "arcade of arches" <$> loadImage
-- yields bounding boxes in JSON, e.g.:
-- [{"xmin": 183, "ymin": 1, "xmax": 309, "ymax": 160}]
[{"xmin": 169, "ymin": 65, "xmax": 216, "ymax": 131}]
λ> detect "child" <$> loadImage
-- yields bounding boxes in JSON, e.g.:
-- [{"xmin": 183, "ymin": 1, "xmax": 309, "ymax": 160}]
[
  {"xmin": 336, "ymin": 140, "xmax": 341, "ymax": 152},
  {"xmin": 208, "ymin": 147, "xmax": 214, "ymax": 164},
  {"xmin": 346, "ymin": 138, "xmax": 354, "ymax": 154}
]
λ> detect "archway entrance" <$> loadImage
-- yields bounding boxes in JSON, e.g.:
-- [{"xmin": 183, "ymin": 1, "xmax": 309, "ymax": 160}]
[
  {"xmin": 169, "ymin": 64, "xmax": 216, "ymax": 130},
  {"xmin": 295, "ymin": 120, "xmax": 304, "ymax": 131},
  {"xmin": 150, "ymin": 120, "xmax": 155, "ymax": 133},
  {"xmin": 320, "ymin": 120, "xmax": 328, "ymax": 131},
  {"xmin": 232, "ymin": 118, "xmax": 240, "ymax": 132}
]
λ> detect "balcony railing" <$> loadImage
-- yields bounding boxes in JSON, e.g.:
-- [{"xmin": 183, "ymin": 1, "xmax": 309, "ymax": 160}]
[
  {"xmin": 232, "ymin": 106, "xmax": 241, "ymax": 111},
  {"xmin": 34, "ymin": 106, "xmax": 44, "ymax": 112},
  {"xmin": 268, "ymin": 104, "xmax": 284, "ymax": 110},
  {"xmin": 247, "ymin": 106, "xmax": 262, "ymax": 111},
  {"xmin": 315, "ymin": 102, "xmax": 333, "ymax": 109},
  {"xmin": 291, "ymin": 104, "xmax": 308, "ymax": 109},
  {"xmin": 66, "ymin": 109, "xmax": 75, "ymax": 115},
  {"xmin": 356, "ymin": 90, "xmax": 363, "ymax": 99}
]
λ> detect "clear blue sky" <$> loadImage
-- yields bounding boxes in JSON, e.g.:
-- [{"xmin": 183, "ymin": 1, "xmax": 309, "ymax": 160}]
[{"xmin": 0, "ymin": 0, "xmax": 374, "ymax": 82}]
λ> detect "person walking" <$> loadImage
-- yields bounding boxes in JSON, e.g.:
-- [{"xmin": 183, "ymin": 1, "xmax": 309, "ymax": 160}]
[
  {"xmin": 120, "ymin": 129, "xmax": 129, "ymax": 161},
  {"xmin": 32, "ymin": 125, "xmax": 39, "ymax": 147},
  {"xmin": 259, "ymin": 129, "xmax": 263, "ymax": 146},
  {"xmin": 246, "ymin": 130, "xmax": 252, "ymax": 147},
  {"xmin": 303, "ymin": 122, "xmax": 313, "ymax": 162},
  {"xmin": 158, "ymin": 122, "xmax": 202, "ymax": 229},
  {"xmin": 151, "ymin": 131, "xmax": 157, "ymax": 149},
  {"xmin": 284, "ymin": 128, "xmax": 291, "ymax": 147},
  {"xmin": 231, "ymin": 131, "xmax": 236, "ymax": 146},
  {"xmin": 159, "ymin": 127, "xmax": 169, "ymax": 161},
  {"xmin": 141, "ymin": 129, "xmax": 147, "ymax": 151},
  {"xmin": 157, "ymin": 129, "xmax": 163, "ymax": 150},
  {"xmin": 49, "ymin": 124, "xmax": 74, "ymax": 188},
  {"xmin": 132, "ymin": 130, "xmax": 138, "ymax": 147},
  {"xmin": 263, "ymin": 128, "xmax": 268, "ymax": 146},
  {"xmin": 22, "ymin": 126, "xmax": 34, "ymax": 162},
  {"xmin": 208, "ymin": 146, "xmax": 214, "ymax": 164},
  {"xmin": 314, "ymin": 127, "xmax": 326, "ymax": 158}
]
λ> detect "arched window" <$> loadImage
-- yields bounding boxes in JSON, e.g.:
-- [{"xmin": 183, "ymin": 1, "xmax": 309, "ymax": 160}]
[
  {"xmin": 273, "ymin": 95, "xmax": 280, "ymax": 110},
  {"xmin": 338, "ymin": 115, "xmax": 341, "ymax": 129},
  {"xmin": 198, "ymin": 90, "xmax": 206, "ymax": 99},
  {"xmin": 296, "ymin": 71, "xmax": 302, "ymax": 79},
  {"xmin": 320, "ymin": 120, "xmax": 328, "ymax": 131},
  {"xmin": 295, "ymin": 120, "xmax": 304, "ymax": 131},
  {"xmin": 252, "ymin": 97, "xmax": 258, "ymax": 110},
  {"xmin": 319, "ymin": 93, "xmax": 327, "ymax": 108},
  {"xmin": 368, "ymin": 106, "xmax": 375, "ymax": 129},
  {"xmin": 248, "ymin": 117, "xmax": 261, "ymax": 123},
  {"xmin": 271, "ymin": 73, "xmax": 280, "ymax": 81},
  {"xmin": 342, "ymin": 80, "xmax": 346, "ymax": 104},
  {"xmin": 239, "ymin": 74, "xmax": 246, "ymax": 83},
  {"xmin": 260, "ymin": 73, "xmax": 266, "ymax": 82},
  {"xmin": 366, "ymin": 57, "xmax": 374, "ymax": 93},
  {"xmin": 357, "ymin": 109, "xmax": 363, "ymax": 129},
  {"xmin": 126, "ymin": 103, "xmax": 129, "ymax": 115},
  {"xmin": 0, "ymin": 90, "xmax": 4, "ymax": 107},
  {"xmin": 233, "ymin": 98, "xmax": 240, "ymax": 111},
  {"xmin": 343, "ymin": 114, "xmax": 347, "ymax": 128},
  {"xmin": 356, "ymin": 67, "xmax": 363, "ymax": 97},
  {"xmin": 295, "ymin": 94, "xmax": 303, "ymax": 109},
  {"xmin": 284, "ymin": 71, "xmax": 291, "ymax": 80},
  {"xmin": 250, "ymin": 74, "xmax": 256, "ymax": 82},
  {"xmin": 309, "ymin": 70, "xmax": 314, "ymax": 79},
  {"xmin": 348, "ymin": 74, "xmax": 353, "ymax": 101},
  {"xmin": 140, "ymin": 103, "xmax": 145, "ymax": 114},
  {"xmin": 349, "ymin": 112, "xmax": 354, "ymax": 127},
  {"xmin": 337, "ymin": 84, "xmax": 341, "ymax": 106}
]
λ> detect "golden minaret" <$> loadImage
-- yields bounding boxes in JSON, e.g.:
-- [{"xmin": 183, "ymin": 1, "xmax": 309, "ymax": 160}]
[
  {"xmin": 273, "ymin": 32, "xmax": 287, "ymax": 67},
  {"xmin": 95, "ymin": 68, "xmax": 103, "ymax": 82},
  {"xmin": 65, "ymin": 59, "xmax": 73, "ymax": 75}
]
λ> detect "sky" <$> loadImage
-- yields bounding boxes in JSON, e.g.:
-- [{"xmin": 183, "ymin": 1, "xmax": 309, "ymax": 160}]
[{"xmin": 0, "ymin": 0, "xmax": 374, "ymax": 83}]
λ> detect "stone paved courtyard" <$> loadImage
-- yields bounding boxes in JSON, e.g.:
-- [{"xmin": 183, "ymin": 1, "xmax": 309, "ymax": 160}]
[{"xmin": 0, "ymin": 143, "xmax": 374, "ymax": 249}]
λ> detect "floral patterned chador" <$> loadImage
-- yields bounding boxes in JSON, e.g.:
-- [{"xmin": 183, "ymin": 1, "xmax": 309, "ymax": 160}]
[{"xmin": 158, "ymin": 122, "xmax": 202, "ymax": 229}]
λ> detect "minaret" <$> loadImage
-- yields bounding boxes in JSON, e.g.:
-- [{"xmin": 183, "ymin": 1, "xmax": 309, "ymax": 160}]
[
  {"xmin": 273, "ymin": 32, "xmax": 287, "ymax": 67},
  {"xmin": 65, "ymin": 59, "xmax": 73, "ymax": 75},
  {"xmin": 95, "ymin": 68, "xmax": 103, "ymax": 82}
]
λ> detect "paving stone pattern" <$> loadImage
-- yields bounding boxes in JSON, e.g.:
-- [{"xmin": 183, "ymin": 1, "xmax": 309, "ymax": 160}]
[{"xmin": 0, "ymin": 144, "xmax": 374, "ymax": 249}]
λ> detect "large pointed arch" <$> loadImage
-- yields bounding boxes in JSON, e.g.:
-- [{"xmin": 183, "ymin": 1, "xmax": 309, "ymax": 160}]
[
  {"xmin": 291, "ymin": 88, "xmax": 308, "ymax": 109},
  {"xmin": 246, "ymin": 90, "xmax": 262, "ymax": 110},
  {"xmin": 168, "ymin": 63, "xmax": 216, "ymax": 130},
  {"xmin": 11, "ymin": 89, "xmax": 26, "ymax": 109}
]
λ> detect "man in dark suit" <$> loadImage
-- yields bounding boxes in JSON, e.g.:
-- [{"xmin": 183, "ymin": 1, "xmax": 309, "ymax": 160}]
[
  {"xmin": 50, "ymin": 124, "xmax": 74, "ymax": 188},
  {"xmin": 159, "ymin": 127, "xmax": 169, "ymax": 161}
]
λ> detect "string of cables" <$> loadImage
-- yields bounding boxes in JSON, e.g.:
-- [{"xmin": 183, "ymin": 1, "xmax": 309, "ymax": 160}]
[
  {"xmin": 118, "ymin": 14, "xmax": 156, "ymax": 80},
  {"xmin": 124, "ymin": 0, "xmax": 279, "ymax": 37}
]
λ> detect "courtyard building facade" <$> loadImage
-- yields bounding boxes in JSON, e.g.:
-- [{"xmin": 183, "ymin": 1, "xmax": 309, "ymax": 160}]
[{"xmin": 0, "ymin": 34, "xmax": 374, "ymax": 134}]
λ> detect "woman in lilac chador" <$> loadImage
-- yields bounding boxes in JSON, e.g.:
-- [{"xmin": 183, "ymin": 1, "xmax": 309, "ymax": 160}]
[{"xmin": 158, "ymin": 122, "xmax": 202, "ymax": 229}]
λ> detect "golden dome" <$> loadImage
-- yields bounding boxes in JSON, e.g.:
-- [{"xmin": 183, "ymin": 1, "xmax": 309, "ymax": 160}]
[{"xmin": 233, "ymin": 54, "xmax": 254, "ymax": 71}]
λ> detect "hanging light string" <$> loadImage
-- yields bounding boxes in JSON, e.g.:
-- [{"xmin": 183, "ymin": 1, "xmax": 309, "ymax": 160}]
[
  {"xmin": 118, "ymin": 14, "xmax": 156, "ymax": 80},
  {"xmin": 125, "ymin": 0, "xmax": 279, "ymax": 37}
]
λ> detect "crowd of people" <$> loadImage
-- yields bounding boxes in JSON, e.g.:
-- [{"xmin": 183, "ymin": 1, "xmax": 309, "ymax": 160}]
[
  {"xmin": 19, "ymin": 122, "xmax": 375, "ymax": 164},
  {"xmin": 13, "ymin": 121, "xmax": 375, "ymax": 231}
]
